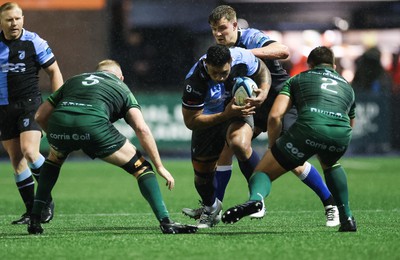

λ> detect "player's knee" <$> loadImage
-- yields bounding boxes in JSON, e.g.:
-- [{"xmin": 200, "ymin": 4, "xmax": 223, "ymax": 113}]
[
  {"xmin": 192, "ymin": 159, "xmax": 217, "ymax": 173},
  {"xmin": 48, "ymin": 149, "xmax": 68, "ymax": 165},
  {"xmin": 22, "ymin": 148, "xmax": 38, "ymax": 163},
  {"xmin": 230, "ymin": 141, "xmax": 251, "ymax": 161},
  {"xmin": 121, "ymin": 150, "xmax": 153, "ymax": 178},
  {"xmin": 323, "ymin": 163, "xmax": 341, "ymax": 174}
]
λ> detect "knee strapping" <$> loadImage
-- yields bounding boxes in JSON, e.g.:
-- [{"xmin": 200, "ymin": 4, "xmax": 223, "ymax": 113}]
[
  {"xmin": 121, "ymin": 151, "xmax": 153, "ymax": 176},
  {"xmin": 323, "ymin": 163, "xmax": 341, "ymax": 175}
]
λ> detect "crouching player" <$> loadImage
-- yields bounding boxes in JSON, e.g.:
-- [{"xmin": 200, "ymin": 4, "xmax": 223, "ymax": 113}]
[{"xmin": 28, "ymin": 60, "xmax": 197, "ymax": 235}]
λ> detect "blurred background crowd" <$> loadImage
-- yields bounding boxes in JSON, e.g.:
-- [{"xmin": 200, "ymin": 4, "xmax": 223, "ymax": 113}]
[{"xmin": 1, "ymin": 0, "xmax": 399, "ymax": 157}]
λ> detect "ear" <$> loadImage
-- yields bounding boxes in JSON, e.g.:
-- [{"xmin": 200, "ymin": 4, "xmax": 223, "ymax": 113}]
[{"xmin": 233, "ymin": 21, "xmax": 238, "ymax": 30}]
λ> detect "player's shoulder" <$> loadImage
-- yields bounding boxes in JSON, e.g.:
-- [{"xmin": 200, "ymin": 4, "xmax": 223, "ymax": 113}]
[
  {"xmin": 20, "ymin": 29, "xmax": 42, "ymax": 42},
  {"xmin": 229, "ymin": 46, "xmax": 252, "ymax": 58},
  {"xmin": 229, "ymin": 47, "xmax": 257, "ymax": 66},
  {"xmin": 240, "ymin": 27, "xmax": 262, "ymax": 35},
  {"xmin": 239, "ymin": 28, "xmax": 271, "ymax": 48},
  {"xmin": 186, "ymin": 59, "xmax": 208, "ymax": 82},
  {"xmin": 240, "ymin": 28, "xmax": 269, "ymax": 40}
]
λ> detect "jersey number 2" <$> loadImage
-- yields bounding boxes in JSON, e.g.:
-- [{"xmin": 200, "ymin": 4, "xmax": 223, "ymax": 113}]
[{"xmin": 321, "ymin": 78, "xmax": 338, "ymax": 94}]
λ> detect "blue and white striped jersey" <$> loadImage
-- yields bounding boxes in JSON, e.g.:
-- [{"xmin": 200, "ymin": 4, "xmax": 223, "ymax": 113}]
[
  {"xmin": 182, "ymin": 47, "xmax": 259, "ymax": 115},
  {"xmin": 0, "ymin": 29, "xmax": 56, "ymax": 105}
]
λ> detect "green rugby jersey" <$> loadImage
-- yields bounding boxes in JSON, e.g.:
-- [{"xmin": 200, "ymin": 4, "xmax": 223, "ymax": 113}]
[
  {"xmin": 48, "ymin": 72, "xmax": 140, "ymax": 123},
  {"xmin": 280, "ymin": 65, "xmax": 355, "ymax": 127}
]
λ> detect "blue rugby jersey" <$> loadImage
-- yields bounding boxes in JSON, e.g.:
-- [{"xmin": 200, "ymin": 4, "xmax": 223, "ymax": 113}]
[
  {"xmin": 0, "ymin": 29, "xmax": 56, "ymax": 105},
  {"xmin": 182, "ymin": 47, "xmax": 259, "ymax": 115},
  {"xmin": 235, "ymin": 28, "xmax": 290, "ymax": 92}
]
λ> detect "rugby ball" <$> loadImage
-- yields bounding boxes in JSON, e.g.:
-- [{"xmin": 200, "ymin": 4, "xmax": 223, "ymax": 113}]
[{"xmin": 232, "ymin": 77, "xmax": 258, "ymax": 106}]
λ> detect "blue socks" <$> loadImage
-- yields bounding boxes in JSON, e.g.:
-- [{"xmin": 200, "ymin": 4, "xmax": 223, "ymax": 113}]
[
  {"xmin": 214, "ymin": 150, "xmax": 260, "ymax": 202},
  {"xmin": 297, "ymin": 162, "xmax": 331, "ymax": 202},
  {"xmin": 238, "ymin": 150, "xmax": 260, "ymax": 181},
  {"xmin": 214, "ymin": 165, "xmax": 232, "ymax": 201}
]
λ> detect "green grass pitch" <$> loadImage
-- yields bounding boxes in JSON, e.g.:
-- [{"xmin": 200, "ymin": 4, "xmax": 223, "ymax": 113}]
[{"xmin": 1, "ymin": 157, "xmax": 399, "ymax": 259}]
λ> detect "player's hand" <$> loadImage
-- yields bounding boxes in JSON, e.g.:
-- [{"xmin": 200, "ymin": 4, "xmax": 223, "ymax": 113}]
[
  {"xmin": 156, "ymin": 166, "xmax": 175, "ymax": 190},
  {"xmin": 246, "ymin": 88, "xmax": 268, "ymax": 107},
  {"xmin": 225, "ymin": 97, "xmax": 255, "ymax": 118}
]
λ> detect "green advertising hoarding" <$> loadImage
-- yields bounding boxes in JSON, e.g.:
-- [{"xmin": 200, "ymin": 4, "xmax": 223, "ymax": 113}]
[{"xmin": 35, "ymin": 91, "xmax": 390, "ymax": 157}]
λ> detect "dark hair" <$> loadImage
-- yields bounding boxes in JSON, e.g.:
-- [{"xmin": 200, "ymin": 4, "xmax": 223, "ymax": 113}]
[
  {"xmin": 307, "ymin": 46, "xmax": 335, "ymax": 67},
  {"xmin": 208, "ymin": 5, "xmax": 236, "ymax": 25},
  {"xmin": 205, "ymin": 45, "xmax": 231, "ymax": 67}
]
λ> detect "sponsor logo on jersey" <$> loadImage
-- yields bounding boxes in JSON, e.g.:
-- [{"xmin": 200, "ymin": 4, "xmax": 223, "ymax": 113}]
[
  {"xmin": 1, "ymin": 63, "xmax": 26, "ymax": 73},
  {"xmin": 285, "ymin": 142, "xmax": 304, "ymax": 158},
  {"xmin": 310, "ymin": 107, "xmax": 343, "ymax": 118},
  {"xmin": 305, "ymin": 139, "xmax": 346, "ymax": 152},
  {"xmin": 60, "ymin": 101, "xmax": 93, "ymax": 107},
  {"xmin": 49, "ymin": 133, "xmax": 91, "ymax": 141}
]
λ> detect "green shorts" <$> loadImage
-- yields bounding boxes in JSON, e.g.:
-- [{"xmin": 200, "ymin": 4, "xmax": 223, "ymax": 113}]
[
  {"xmin": 47, "ymin": 111, "xmax": 126, "ymax": 159},
  {"xmin": 272, "ymin": 122, "xmax": 352, "ymax": 170}
]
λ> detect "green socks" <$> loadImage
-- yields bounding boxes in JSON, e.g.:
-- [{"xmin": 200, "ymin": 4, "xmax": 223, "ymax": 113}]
[
  {"xmin": 137, "ymin": 172, "xmax": 169, "ymax": 221},
  {"xmin": 32, "ymin": 160, "xmax": 61, "ymax": 216},
  {"xmin": 248, "ymin": 172, "xmax": 271, "ymax": 201},
  {"xmin": 324, "ymin": 164, "xmax": 353, "ymax": 221}
]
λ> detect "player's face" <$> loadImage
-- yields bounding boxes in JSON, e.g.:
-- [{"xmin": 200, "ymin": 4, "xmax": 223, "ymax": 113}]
[
  {"xmin": 206, "ymin": 62, "xmax": 231, "ymax": 83},
  {"xmin": 0, "ymin": 7, "xmax": 24, "ymax": 40},
  {"xmin": 210, "ymin": 17, "xmax": 238, "ymax": 47}
]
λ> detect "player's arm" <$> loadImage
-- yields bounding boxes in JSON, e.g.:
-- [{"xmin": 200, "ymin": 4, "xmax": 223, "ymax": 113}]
[
  {"xmin": 125, "ymin": 107, "xmax": 174, "ymax": 189},
  {"xmin": 349, "ymin": 101, "xmax": 356, "ymax": 128},
  {"xmin": 35, "ymin": 101, "xmax": 55, "ymax": 133},
  {"xmin": 182, "ymin": 99, "xmax": 254, "ymax": 130},
  {"xmin": 247, "ymin": 59, "xmax": 271, "ymax": 107},
  {"xmin": 350, "ymin": 118, "xmax": 355, "ymax": 128},
  {"xmin": 251, "ymin": 41, "xmax": 290, "ymax": 60},
  {"xmin": 44, "ymin": 61, "xmax": 64, "ymax": 92},
  {"xmin": 268, "ymin": 94, "xmax": 292, "ymax": 148}
]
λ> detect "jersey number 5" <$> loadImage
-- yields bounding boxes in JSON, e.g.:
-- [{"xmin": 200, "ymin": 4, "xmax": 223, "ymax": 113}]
[{"xmin": 82, "ymin": 75, "xmax": 103, "ymax": 86}]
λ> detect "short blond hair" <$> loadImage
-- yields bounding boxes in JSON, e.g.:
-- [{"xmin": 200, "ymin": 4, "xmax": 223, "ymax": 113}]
[
  {"xmin": 0, "ymin": 2, "xmax": 22, "ymax": 17},
  {"xmin": 96, "ymin": 59, "xmax": 123, "ymax": 79},
  {"xmin": 96, "ymin": 59, "xmax": 121, "ymax": 71}
]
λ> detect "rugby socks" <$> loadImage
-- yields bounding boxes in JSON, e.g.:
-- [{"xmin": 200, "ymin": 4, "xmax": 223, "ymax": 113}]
[
  {"xmin": 32, "ymin": 160, "xmax": 61, "ymax": 216},
  {"xmin": 248, "ymin": 172, "xmax": 271, "ymax": 201},
  {"xmin": 194, "ymin": 171, "xmax": 216, "ymax": 206},
  {"xmin": 238, "ymin": 150, "xmax": 260, "ymax": 181},
  {"xmin": 323, "ymin": 164, "xmax": 353, "ymax": 222},
  {"xmin": 15, "ymin": 168, "xmax": 35, "ymax": 213},
  {"xmin": 297, "ymin": 162, "xmax": 335, "ymax": 206},
  {"xmin": 28, "ymin": 154, "xmax": 45, "ymax": 181},
  {"xmin": 137, "ymin": 172, "xmax": 169, "ymax": 221},
  {"xmin": 214, "ymin": 165, "xmax": 232, "ymax": 202},
  {"xmin": 29, "ymin": 154, "xmax": 54, "ymax": 203}
]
